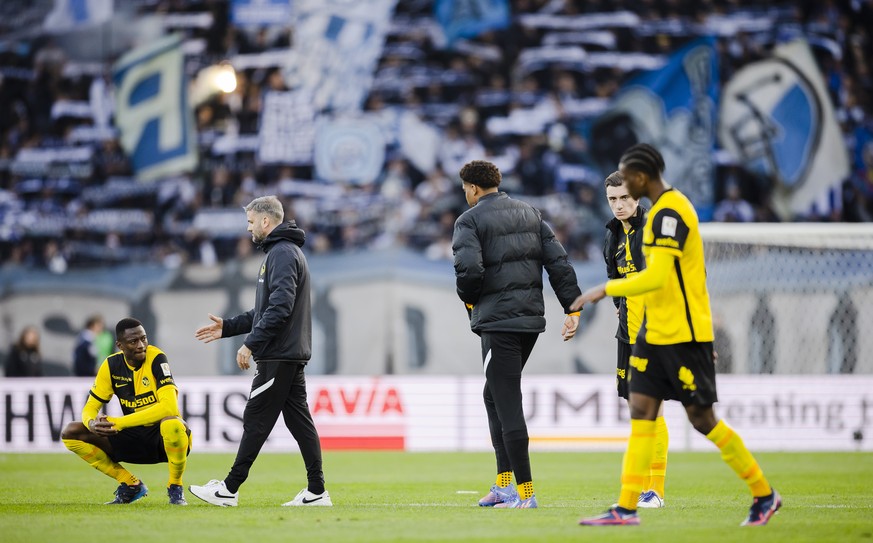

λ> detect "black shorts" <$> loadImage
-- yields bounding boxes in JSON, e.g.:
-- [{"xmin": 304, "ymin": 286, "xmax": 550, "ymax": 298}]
[
  {"xmin": 617, "ymin": 340, "xmax": 632, "ymax": 400},
  {"xmin": 629, "ymin": 339, "xmax": 718, "ymax": 406},
  {"xmin": 108, "ymin": 421, "xmax": 191, "ymax": 465}
]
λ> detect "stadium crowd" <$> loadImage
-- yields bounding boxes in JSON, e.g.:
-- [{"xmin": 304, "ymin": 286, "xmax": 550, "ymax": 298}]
[{"xmin": 0, "ymin": 0, "xmax": 872, "ymax": 271}]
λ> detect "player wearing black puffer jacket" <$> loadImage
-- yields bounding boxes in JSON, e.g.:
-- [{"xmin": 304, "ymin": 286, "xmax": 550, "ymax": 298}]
[{"xmin": 452, "ymin": 160, "xmax": 581, "ymax": 509}]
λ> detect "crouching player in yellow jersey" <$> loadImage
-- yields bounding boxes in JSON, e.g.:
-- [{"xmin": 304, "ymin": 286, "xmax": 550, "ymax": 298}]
[
  {"xmin": 573, "ymin": 144, "xmax": 780, "ymax": 527},
  {"xmin": 61, "ymin": 318, "xmax": 191, "ymax": 505}
]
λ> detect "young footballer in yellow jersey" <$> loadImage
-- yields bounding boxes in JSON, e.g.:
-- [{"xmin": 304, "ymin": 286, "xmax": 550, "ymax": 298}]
[
  {"xmin": 61, "ymin": 318, "xmax": 191, "ymax": 505},
  {"xmin": 602, "ymin": 171, "xmax": 669, "ymax": 509},
  {"xmin": 574, "ymin": 144, "xmax": 780, "ymax": 527}
]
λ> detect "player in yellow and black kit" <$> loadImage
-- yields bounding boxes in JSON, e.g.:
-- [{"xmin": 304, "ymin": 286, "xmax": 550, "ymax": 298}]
[
  {"xmin": 574, "ymin": 144, "xmax": 780, "ymax": 527},
  {"xmin": 61, "ymin": 318, "xmax": 191, "ymax": 505},
  {"xmin": 602, "ymin": 171, "xmax": 669, "ymax": 509}
]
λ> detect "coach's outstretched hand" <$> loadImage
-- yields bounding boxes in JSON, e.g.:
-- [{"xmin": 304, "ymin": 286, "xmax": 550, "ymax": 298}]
[
  {"xmin": 194, "ymin": 313, "xmax": 223, "ymax": 343},
  {"xmin": 570, "ymin": 283, "xmax": 607, "ymax": 312}
]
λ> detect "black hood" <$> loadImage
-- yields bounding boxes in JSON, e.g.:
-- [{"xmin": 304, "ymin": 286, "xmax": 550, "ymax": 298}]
[
  {"xmin": 259, "ymin": 221, "xmax": 306, "ymax": 252},
  {"xmin": 605, "ymin": 205, "xmax": 646, "ymax": 234}
]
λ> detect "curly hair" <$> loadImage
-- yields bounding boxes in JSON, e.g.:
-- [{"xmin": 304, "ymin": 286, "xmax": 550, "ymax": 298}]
[
  {"xmin": 459, "ymin": 160, "xmax": 502, "ymax": 188},
  {"xmin": 619, "ymin": 143, "xmax": 665, "ymax": 179}
]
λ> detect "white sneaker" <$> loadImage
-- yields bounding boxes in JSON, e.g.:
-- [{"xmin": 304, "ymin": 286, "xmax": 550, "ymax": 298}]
[
  {"xmin": 188, "ymin": 479, "xmax": 239, "ymax": 507},
  {"xmin": 282, "ymin": 488, "xmax": 332, "ymax": 507},
  {"xmin": 637, "ymin": 490, "xmax": 664, "ymax": 508}
]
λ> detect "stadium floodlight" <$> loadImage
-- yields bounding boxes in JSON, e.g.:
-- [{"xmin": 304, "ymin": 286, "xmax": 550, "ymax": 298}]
[{"xmin": 191, "ymin": 62, "xmax": 237, "ymax": 104}]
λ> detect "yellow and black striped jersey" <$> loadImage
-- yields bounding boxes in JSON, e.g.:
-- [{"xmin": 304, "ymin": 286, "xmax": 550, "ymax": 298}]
[
  {"xmin": 89, "ymin": 345, "xmax": 178, "ymax": 421},
  {"xmin": 617, "ymin": 226, "xmax": 645, "ymax": 345},
  {"xmin": 641, "ymin": 188, "xmax": 714, "ymax": 344}
]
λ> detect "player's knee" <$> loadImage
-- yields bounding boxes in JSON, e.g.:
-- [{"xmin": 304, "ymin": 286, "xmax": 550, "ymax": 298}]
[
  {"xmin": 60, "ymin": 421, "xmax": 86, "ymax": 441},
  {"xmin": 686, "ymin": 407, "xmax": 717, "ymax": 435},
  {"xmin": 160, "ymin": 418, "xmax": 187, "ymax": 444}
]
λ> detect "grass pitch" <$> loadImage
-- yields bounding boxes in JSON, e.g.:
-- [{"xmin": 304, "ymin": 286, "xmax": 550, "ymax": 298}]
[{"xmin": 1, "ymin": 451, "xmax": 871, "ymax": 542}]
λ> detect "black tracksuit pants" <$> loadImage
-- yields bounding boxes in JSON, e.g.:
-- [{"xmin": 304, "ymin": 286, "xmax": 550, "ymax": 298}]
[
  {"xmin": 481, "ymin": 331, "xmax": 539, "ymax": 484},
  {"xmin": 224, "ymin": 361, "xmax": 325, "ymax": 494}
]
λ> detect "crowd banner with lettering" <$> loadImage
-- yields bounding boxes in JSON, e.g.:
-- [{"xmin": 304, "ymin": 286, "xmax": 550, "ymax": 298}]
[
  {"xmin": 113, "ymin": 34, "xmax": 197, "ymax": 181},
  {"xmin": 589, "ymin": 37, "xmax": 719, "ymax": 220},
  {"xmin": 719, "ymin": 39, "xmax": 850, "ymax": 219},
  {"xmin": 285, "ymin": 0, "xmax": 397, "ymax": 112},
  {"xmin": 2, "ymin": 375, "xmax": 871, "ymax": 453},
  {"xmin": 258, "ymin": 90, "xmax": 316, "ymax": 165}
]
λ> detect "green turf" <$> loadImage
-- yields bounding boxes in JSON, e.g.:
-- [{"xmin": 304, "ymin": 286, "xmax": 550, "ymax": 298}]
[{"xmin": 1, "ymin": 451, "xmax": 872, "ymax": 542}]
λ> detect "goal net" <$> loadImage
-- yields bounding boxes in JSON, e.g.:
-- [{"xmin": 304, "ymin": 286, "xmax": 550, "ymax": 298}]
[{"xmin": 701, "ymin": 223, "xmax": 873, "ymax": 375}]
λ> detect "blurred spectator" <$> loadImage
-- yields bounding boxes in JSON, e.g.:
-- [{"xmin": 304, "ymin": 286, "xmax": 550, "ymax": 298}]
[
  {"xmin": 5, "ymin": 325, "xmax": 43, "ymax": 377},
  {"xmin": 72, "ymin": 315, "xmax": 104, "ymax": 377},
  {"xmin": 714, "ymin": 181, "xmax": 756, "ymax": 222}
]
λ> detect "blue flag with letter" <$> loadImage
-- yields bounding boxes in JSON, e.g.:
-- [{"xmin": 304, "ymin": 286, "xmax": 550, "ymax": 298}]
[
  {"xmin": 113, "ymin": 34, "xmax": 197, "ymax": 181},
  {"xmin": 589, "ymin": 37, "xmax": 719, "ymax": 220}
]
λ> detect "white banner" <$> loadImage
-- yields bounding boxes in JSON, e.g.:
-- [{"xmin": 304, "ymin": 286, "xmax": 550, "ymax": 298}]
[
  {"xmin": 44, "ymin": 0, "xmax": 113, "ymax": 32},
  {"xmin": 258, "ymin": 90, "xmax": 316, "ymax": 165},
  {"xmin": 2, "ymin": 375, "xmax": 870, "ymax": 453}
]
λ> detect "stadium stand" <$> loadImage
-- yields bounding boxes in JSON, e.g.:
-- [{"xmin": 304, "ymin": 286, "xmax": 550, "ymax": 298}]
[{"xmin": 0, "ymin": 0, "xmax": 871, "ymax": 270}]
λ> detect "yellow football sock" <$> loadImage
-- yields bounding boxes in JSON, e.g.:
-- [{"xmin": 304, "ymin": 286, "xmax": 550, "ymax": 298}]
[
  {"xmin": 648, "ymin": 416, "xmax": 669, "ymax": 497},
  {"xmin": 496, "ymin": 471, "xmax": 513, "ymax": 488},
  {"xmin": 618, "ymin": 419, "xmax": 656, "ymax": 510},
  {"xmin": 518, "ymin": 481, "xmax": 534, "ymax": 500},
  {"xmin": 62, "ymin": 439, "xmax": 139, "ymax": 486},
  {"xmin": 706, "ymin": 420, "xmax": 771, "ymax": 497},
  {"xmin": 160, "ymin": 419, "xmax": 189, "ymax": 486}
]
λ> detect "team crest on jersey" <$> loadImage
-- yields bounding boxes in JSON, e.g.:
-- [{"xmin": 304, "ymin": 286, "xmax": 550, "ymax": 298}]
[
  {"xmin": 141, "ymin": 376, "xmax": 150, "ymax": 387},
  {"xmin": 260, "ymin": 263, "xmax": 266, "ymax": 276}
]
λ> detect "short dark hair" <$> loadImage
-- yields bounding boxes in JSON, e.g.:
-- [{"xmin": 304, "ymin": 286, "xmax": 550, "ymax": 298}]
[
  {"xmin": 459, "ymin": 160, "xmax": 501, "ymax": 188},
  {"xmin": 116, "ymin": 317, "xmax": 143, "ymax": 338},
  {"xmin": 604, "ymin": 171, "xmax": 624, "ymax": 188},
  {"xmin": 619, "ymin": 143, "xmax": 665, "ymax": 179},
  {"xmin": 85, "ymin": 315, "xmax": 103, "ymax": 329}
]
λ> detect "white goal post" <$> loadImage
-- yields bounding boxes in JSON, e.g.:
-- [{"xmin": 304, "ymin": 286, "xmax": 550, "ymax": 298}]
[{"xmin": 700, "ymin": 223, "xmax": 873, "ymax": 374}]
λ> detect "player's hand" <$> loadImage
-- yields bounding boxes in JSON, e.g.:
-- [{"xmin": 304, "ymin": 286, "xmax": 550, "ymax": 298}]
[
  {"xmin": 561, "ymin": 314, "xmax": 579, "ymax": 341},
  {"xmin": 236, "ymin": 344, "xmax": 252, "ymax": 370},
  {"xmin": 90, "ymin": 415, "xmax": 117, "ymax": 436},
  {"xmin": 194, "ymin": 313, "xmax": 223, "ymax": 343},
  {"xmin": 570, "ymin": 283, "xmax": 607, "ymax": 312}
]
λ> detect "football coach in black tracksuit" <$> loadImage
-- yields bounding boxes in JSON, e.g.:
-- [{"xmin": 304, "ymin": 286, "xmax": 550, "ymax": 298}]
[
  {"xmin": 452, "ymin": 160, "xmax": 582, "ymax": 508},
  {"xmin": 189, "ymin": 195, "xmax": 331, "ymax": 508}
]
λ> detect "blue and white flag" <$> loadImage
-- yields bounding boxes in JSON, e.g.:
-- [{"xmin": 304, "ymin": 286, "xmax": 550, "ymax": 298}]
[
  {"xmin": 231, "ymin": 0, "xmax": 292, "ymax": 27},
  {"xmin": 43, "ymin": 0, "xmax": 113, "ymax": 32},
  {"xmin": 285, "ymin": 0, "xmax": 397, "ymax": 113},
  {"xmin": 718, "ymin": 39, "xmax": 850, "ymax": 219},
  {"xmin": 113, "ymin": 34, "xmax": 197, "ymax": 181},
  {"xmin": 589, "ymin": 38, "xmax": 719, "ymax": 219},
  {"xmin": 434, "ymin": 0, "xmax": 510, "ymax": 48}
]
